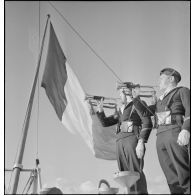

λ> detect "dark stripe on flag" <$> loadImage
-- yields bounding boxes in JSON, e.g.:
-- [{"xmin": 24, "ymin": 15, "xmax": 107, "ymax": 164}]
[{"xmin": 41, "ymin": 22, "xmax": 67, "ymax": 120}]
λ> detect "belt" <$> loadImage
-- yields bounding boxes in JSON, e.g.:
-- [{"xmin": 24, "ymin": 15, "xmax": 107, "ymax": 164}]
[
  {"xmin": 156, "ymin": 111, "xmax": 171, "ymax": 126},
  {"xmin": 120, "ymin": 121, "xmax": 134, "ymax": 132},
  {"xmin": 157, "ymin": 114, "xmax": 184, "ymax": 126},
  {"xmin": 119, "ymin": 121, "xmax": 141, "ymax": 133}
]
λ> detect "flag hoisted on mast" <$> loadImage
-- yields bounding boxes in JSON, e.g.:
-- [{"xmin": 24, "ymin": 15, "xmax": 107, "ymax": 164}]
[{"xmin": 41, "ymin": 22, "xmax": 117, "ymax": 160}]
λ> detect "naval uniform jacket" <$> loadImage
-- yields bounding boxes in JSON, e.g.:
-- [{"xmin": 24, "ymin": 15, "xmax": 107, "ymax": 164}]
[
  {"xmin": 96, "ymin": 100, "xmax": 153, "ymax": 142},
  {"xmin": 132, "ymin": 87, "xmax": 190, "ymax": 134}
]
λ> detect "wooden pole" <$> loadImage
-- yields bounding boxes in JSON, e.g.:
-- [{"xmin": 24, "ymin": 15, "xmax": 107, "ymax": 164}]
[{"xmin": 10, "ymin": 14, "xmax": 50, "ymax": 194}]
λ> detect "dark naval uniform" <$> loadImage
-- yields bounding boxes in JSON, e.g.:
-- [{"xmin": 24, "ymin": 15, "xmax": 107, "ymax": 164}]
[
  {"xmin": 96, "ymin": 100, "xmax": 152, "ymax": 194},
  {"xmin": 132, "ymin": 86, "xmax": 190, "ymax": 194}
]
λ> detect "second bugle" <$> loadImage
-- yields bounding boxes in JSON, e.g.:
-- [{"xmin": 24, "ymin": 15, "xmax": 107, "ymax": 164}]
[
  {"xmin": 90, "ymin": 102, "xmax": 117, "ymax": 109},
  {"xmin": 85, "ymin": 94, "xmax": 120, "ymax": 101},
  {"xmin": 85, "ymin": 94, "xmax": 154, "ymax": 101}
]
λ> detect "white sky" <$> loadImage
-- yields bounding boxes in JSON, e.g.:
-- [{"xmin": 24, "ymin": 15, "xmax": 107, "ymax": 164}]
[{"xmin": 4, "ymin": 1, "xmax": 191, "ymax": 194}]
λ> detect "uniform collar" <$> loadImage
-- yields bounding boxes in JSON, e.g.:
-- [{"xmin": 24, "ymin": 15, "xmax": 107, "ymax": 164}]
[
  {"xmin": 120, "ymin": 101, "xmax": 133, "ymax": 114},
  {"xmin": 159, "ymin": 86, "xmax": 177, "ymax": 100}
]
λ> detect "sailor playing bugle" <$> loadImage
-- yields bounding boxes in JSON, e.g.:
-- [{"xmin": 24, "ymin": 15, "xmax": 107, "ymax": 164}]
[{"xmin": 95, "ymin": 82, "xmax": 153, "ymax": 194}]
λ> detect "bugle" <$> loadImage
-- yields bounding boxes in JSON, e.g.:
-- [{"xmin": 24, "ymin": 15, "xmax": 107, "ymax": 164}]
[
  {"xmin": 139, "ymin": 85, "xmax": 158, "ymax": 89},
  {"xmin": 85, "ymin": 94, "xmax": 118, "ymax": 109},
  {"xmin": 90, "ymin": 101, "xmax": 117, "ymax": 109},
  {"xmin": 85, "ymin": 90, "xmax": 155, "ymax": 110},
  {"xmin": 117, "ymin": 81, "xmax": 157, "ymax": 89},
  {"xmin": 85, "ymin": 94, "xmax": 120, "ymax": 101}
]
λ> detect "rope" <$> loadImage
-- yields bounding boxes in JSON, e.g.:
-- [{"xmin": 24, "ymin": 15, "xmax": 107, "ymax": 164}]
[
  {"xmin": 47, "ymin": 1, "xmax": 159, "ymax": 122},
  {"xmin": 47, "ymin": 1, "xmax": 122, "ymax": 82},
  {"xmin": 21, "ymin": 172, "xmax": 33, "ymax": 194},
  {"xmin": 35, "ymin": 0, "xmax": 41, "ymax": 160},
  {"xmin": 7, "ymin": 104, "xmax": 31, "ymax": 193},
  {"xmin": 4, "ymin": 184, "xmax": 8, "ymax": 194},
  {"xmin": 7, "ymin": 169, "xmax": 13, "ymax": 193},
  {"xmin": 39, "ymin": 1, "xmax": 40, "ymax": 50},
  {"xmin": 25, "ymin": 176, "xmax": 35, "ymax": 194},
  {"xmin": 8, "ymin": 2, "xmax": 42, "ymax": 192}
]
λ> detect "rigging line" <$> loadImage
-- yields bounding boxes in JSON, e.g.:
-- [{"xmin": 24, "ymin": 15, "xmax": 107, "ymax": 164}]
[
  {"xmin": 8, "ymin": 2, "xmax": 41, "ymax": 190},
  {"xmin": 35, "ymin": 0, "xmax": 41, "ymax": 159},
  {"xmin": 39, "ymin": 1, "xmax": 41, "ymax": 49},
  {"xmin": 7, "ymin": 171, "xmax": 13, "ymax": 193},
  {"xmin": 21, "ymin": 172, "xmax": 34, "ymax": 194},
  {"xmin": 5, "ymin": 184, "xmax": 9, "ymax": 194},
  {"xmin": 47, "ymin": 1, "xmax": 158, "ymax": 120},
  {"xmin": 47, "ymin": 1, "xmax": 122, "ymax": 82},
  {"xmin": 26, "ymin": 177, "xmax": 35, "ymax": 195},
  {"xmin": 7, "ymin": 106, "xmax": 31, "ymax": 193},
  {"xmin": 9, "ymin": 15, "xmax": 50, "ymax": 195}
]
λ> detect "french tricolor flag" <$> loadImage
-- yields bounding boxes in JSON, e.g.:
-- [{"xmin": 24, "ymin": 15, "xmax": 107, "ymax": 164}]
[{"xmin": 41, "ymin": 22, "xmax": 116, "ymax": 160}]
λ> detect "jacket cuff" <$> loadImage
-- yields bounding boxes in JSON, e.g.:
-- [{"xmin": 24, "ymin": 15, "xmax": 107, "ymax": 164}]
[
  {"xmin": 96, "ymin": 111, "xmax": 105, "ymax": 116},
  {"xmin": 182, "ymin": 118, "xmax": 190, "ymax": 132},
  {"xmin": 139, "ymin": 130, "xmax": 151, "ymax": 143}
]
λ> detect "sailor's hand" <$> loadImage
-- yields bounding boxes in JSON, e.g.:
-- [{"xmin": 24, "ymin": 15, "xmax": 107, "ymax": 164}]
[
  {"xmin": 96, "ymin": 98, "xmax": 104, "ymax": 112},
  {"xmin": 136, "ymin": 139, "xmax": 145, "ymax": 159},
  {"xmin": 132, "ymin": 87, "xmax": 140, "ymax": 98},
  {"xmin": 177, "ymin": 129, "xmax": 190, "ymax": 146},
  {"xmin": 86, "ymin": 100, "xmax": 95, "ymax": 115},
  {"xmin": 151, "ymin": 91, "xmax": 157, "ymax": 105}
]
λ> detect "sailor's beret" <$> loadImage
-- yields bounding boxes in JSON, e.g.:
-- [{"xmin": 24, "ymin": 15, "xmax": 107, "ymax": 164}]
[{"xmin": 160, "ymin": 68, "xmax": 181, "ymax": 83}]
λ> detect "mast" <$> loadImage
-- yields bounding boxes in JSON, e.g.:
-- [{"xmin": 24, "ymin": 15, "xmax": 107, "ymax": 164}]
[{"xmin": 10, "ymin": 14, "xmax": 50, "ymax": 194}]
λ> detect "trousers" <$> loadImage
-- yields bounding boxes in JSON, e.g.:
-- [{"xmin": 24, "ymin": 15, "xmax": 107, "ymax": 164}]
[
  {"xmin": 116, "ymin": 133, "xmax": 148, "ymax": 194},
  {"xmin": 156, "ymin": 127, "xmax": 190, "ymax": 194}
]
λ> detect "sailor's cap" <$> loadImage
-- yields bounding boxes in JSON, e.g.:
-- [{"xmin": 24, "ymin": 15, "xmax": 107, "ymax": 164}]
[{"xmin": 160, "ymin": 68, "xmax": 181, "ymax": 83}]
